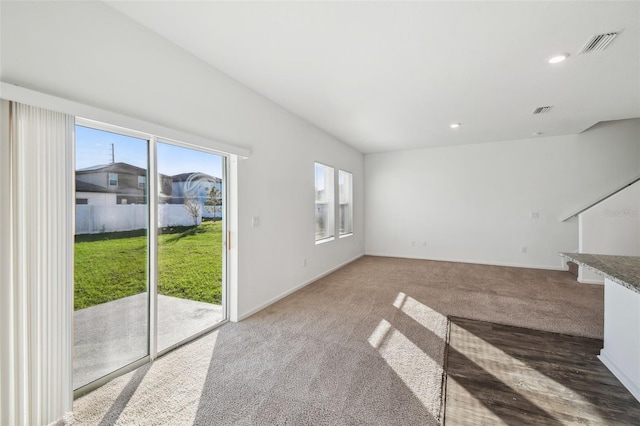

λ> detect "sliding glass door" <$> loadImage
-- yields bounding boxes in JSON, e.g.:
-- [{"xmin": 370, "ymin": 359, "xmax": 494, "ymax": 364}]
[
  {"xmin": 73, "ymin": 122, "xmax": 227, "ymax": 392},
  {"xmin": 156, "ymin": 142, "xmax": 226, "ymax": 352},
  {"xmin": 74, "ymin": 125, "xmax": 150, "ymax": 390}
]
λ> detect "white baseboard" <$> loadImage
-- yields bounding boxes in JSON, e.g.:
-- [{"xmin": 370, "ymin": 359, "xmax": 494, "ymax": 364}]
[
  {"xmin": 364, "ymin": 252, "xmax": 566, "ymax": 271},
  {"xmin": 237, "ymin": 254, "xmax": 364, "ymax": 321},
  {"xmin": 577, "ymin": 278, "xmax": 604, "ymax": 285},
  {"xmin": 599, "ymin": 349, "xmax": 640, "ymax": 403}
]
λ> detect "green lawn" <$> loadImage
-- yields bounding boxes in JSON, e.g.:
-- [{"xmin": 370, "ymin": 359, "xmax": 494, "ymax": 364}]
[{"xmin": 74, "ymin": 221, "xmax": 223, "ymax": 310}]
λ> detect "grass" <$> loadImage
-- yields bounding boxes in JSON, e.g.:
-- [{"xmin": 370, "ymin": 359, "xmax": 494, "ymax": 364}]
[{"xmin": 74, "ymin": 221, "xmax": 223, "ymax": 310}]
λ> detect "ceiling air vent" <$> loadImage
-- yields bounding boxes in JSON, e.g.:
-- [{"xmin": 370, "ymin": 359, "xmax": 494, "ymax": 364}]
[
  {"xmin": 532, "ymin": 106, "xmax": 553, "ymax": 115},
  {"xmin": 577, "ymin": 31, "xmax": 620, "ymax": 55}
]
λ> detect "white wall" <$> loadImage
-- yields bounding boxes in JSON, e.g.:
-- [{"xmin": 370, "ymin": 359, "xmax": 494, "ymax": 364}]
[
  {"xmin": 75, "ymin": 191, "xmax": 117, "ymax": 206},
  {"xmin": 365, "ymin": 119, "xmax": 640, "ymax": 269},
  {"xmin": 0, "ymin": 1, "xmax": 364, "ymax": 320},
  {"xmin": 578, "ymin": 181, "xmax": 640, "ymax": 283}
]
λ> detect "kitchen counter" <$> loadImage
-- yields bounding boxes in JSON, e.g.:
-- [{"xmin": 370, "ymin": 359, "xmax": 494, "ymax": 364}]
[
  {"xmin": 560, "ymin": 253, "xmax": 640, "ymax": 294},
  {"xmin": 560, "ymin": 252, "xmax": 640, "ymax": 402}
]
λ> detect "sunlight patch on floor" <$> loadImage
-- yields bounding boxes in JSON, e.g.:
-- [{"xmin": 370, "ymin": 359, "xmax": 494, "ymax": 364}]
[
  {"xmin": 368, "ymin": 318, "xmax": 393, "ymax": 349},
  {"xmin": 393, "ymin": 292, "xmax": 407, "ymax": 309},
  {"xmin": 397, "ymin": 294, "xmax": 447, "ymax": 333},
  {"xmin": 369, "ymin": 319, "xmax": 441, "ymax": 418},
  {"xmin": 83, "ymin": 331, "xmax": 220, "ymax": 425},
  {"xmin": 447, "ymin": 377, "xmax": 510, "ymax": 425}
]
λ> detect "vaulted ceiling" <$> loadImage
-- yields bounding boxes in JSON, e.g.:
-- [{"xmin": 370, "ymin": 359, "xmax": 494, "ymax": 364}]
[{"xmin": 108, "ymin": 1, "xmax": 640, "ymax": 153}]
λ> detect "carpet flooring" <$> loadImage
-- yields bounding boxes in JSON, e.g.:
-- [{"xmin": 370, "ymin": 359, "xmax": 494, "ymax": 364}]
[
  {"xmin": 70, "ymin": 256, "xmax": 604, "ymax": 425},
  {"xmin": 443, "ymin": 317, "xmax": 640, "ymax": 425}
]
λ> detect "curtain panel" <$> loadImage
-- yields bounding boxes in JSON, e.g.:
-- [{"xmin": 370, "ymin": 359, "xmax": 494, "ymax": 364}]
[{"xmin": 0, "ymin": 101, "xmax": 74, "ymax": 425}]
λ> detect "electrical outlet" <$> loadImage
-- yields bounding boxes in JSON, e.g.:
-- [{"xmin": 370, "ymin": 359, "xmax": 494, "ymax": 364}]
[
  {"xmin": 252, "ymin": 216, "xmax": 260, "ymax": 227},
  {"xmin": 422, "ymin": 241, "xmax": 427, "ymax": 247},
  {"xmin": 411, "ymin": 241, "xmax": 416, "ymax": 246},
  {"xmin": 530, "ymin": 211, "xmax": 539, "ymax": 219},
  {"xmin": 521, "ymin": 246, "xmax": 527, "ymax": 254},
  {"xmin": 303, "ymin": 258, "xmax": 307, "ymax": 267}
]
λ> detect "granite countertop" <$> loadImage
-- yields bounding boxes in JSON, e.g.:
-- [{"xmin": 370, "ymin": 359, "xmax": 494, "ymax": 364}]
[{"xmin": 560, "ymin": 253, "xmax": 640, "ymax": 294}]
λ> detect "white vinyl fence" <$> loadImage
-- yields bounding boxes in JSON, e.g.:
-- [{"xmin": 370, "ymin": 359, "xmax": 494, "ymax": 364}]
[{"xmin": 76, "ymin": 204, "xmax": 218, "ymax": 234}]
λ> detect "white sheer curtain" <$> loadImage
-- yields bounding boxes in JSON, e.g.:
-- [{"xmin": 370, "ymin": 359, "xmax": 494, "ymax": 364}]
[{"xmin": 0, "ymin": 101, "xmax": 74, "ymax": 425}]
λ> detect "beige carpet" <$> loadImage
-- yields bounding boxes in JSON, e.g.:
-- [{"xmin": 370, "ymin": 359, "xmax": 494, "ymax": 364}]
[{"xmin": 69, "ymin": 256, "xmax": 603, "ymax": 425}]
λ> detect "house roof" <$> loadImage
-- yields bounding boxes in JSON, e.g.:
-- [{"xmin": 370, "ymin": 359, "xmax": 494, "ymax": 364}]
[
  {"xmin": 77, "ymin": 162, "xmax": 173, "ymax": 179},
  {"xmin": 75, "ymin": 180, "xmax": 110, "ymax": 193},
  {"xmin": 171, "ymin": 172, "xmax": 221, "ymax": 183},
  {"xmin": 77, "ymin": 162, "xmax": 146, "ymax": 175},
  {"xmin": 75, "ymin": 179, "xmax": 146, "ymax": 196}
]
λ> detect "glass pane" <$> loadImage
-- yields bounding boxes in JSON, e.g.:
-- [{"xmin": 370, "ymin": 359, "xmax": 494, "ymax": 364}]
[
  {"xmin": 157, "ymin": 142, "xmax": 225, "ymax": 351},
  {"xmin": 315, "ymin": 163, "xmax": 335, "ymax": 241},
  {"xmin": 74, "ymin": 125, "xmax": 149, "ymax": 390},
  {"xmin": 339, "ymin": 170, "xmax": 353, "ymax": 235}
]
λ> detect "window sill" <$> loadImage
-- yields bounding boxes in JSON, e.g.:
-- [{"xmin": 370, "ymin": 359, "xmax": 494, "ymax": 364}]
[
  {"xmin": 315, "ymin": 237, "xmax": 335, "ymax": 245},
  {"xmin": 339, "ymin": 233, "xmax": 353, "ymax": 239}
]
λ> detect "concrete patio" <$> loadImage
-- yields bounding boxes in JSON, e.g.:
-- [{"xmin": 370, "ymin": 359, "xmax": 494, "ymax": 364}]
[{"xmin": 74, "ymin": 293, "xmax": 223, "ymax": 390}]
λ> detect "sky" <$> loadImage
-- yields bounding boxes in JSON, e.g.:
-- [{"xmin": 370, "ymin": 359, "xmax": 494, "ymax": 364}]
[{"xmin": 75, "ymin": 125, "xmax": 223, "ymax": 178}]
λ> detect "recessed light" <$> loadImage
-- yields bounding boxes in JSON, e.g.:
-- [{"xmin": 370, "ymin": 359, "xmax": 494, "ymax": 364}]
[
  {"xmin": 533, "ymin": 132, "xmax": 543, "ymax": 136},
  {"xmin": 548, "ymin": 54, "xmax": 568, "ymax": 64},
  {"xmin": 450, "ymin": 123, "xmax": 461, "ymax": 129}
]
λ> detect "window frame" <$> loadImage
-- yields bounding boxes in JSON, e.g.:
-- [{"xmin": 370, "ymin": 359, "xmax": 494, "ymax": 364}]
[
  {"xmin": 338, "ymin": 169, "xmax": 353, "ymax": 238},
  {"xmin": 108, "ymin": 172, "xmax": 118, "ymax": 187},
  {"xmin": 314, "ymin": 162, "xmax": 335, "ymax": 244}
]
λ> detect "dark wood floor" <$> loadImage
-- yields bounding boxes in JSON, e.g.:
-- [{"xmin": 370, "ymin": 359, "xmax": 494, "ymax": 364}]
[{"xmin": 443, "ymin": 317, "xmax": 640, "ymax": 425}]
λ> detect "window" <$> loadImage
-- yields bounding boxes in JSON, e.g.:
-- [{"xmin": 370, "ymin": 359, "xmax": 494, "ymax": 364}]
[
  {"xmin": 315, "ymin": 162, "xmax": 334, "ymax": 242},
  {"xmin": 339, "ymin": 170, "xmax": 353, "ymax": 236},
  {"xmin": 138, "ymin": 175, "xmax": 146, "ymax": 189},
  {"xmin": 108, "ymin": 172, "xmax": 118, "ymax": 187}
]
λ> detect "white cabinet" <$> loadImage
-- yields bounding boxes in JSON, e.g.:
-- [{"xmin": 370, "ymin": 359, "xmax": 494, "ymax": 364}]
[{"xmin": 599, "ymin": 277, "xmax": 640, "ymax": 402}]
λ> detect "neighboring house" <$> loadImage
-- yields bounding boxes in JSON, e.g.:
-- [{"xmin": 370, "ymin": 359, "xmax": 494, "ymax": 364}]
[
  {"xmin": 74, "ymin": 164, "xmax": 222, "ymax": 233},
  {"xmin": 76, "ymin": 162, "xmax": 148, "ymax": 205},
  {"xmin": 171, "ymin": 172, "xmax": 223, "ymax": 218},
  {"xmin": 75, "ymin": 162, "xmax": 173, "ymax": 205},
  {"xmin": 75, "ymin": 180, "xmax": 117, "ymax": 206},
  {"xmin": 75, "ymin": 163, "xmax": 221, "ymax": 207},
  {"xmin": 158, "ymin": 174, "xmax": 173, "ymax": 204},
  {"xmin": 171, "ymin": 172, "xmax": 222, "ymax": 202}
]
